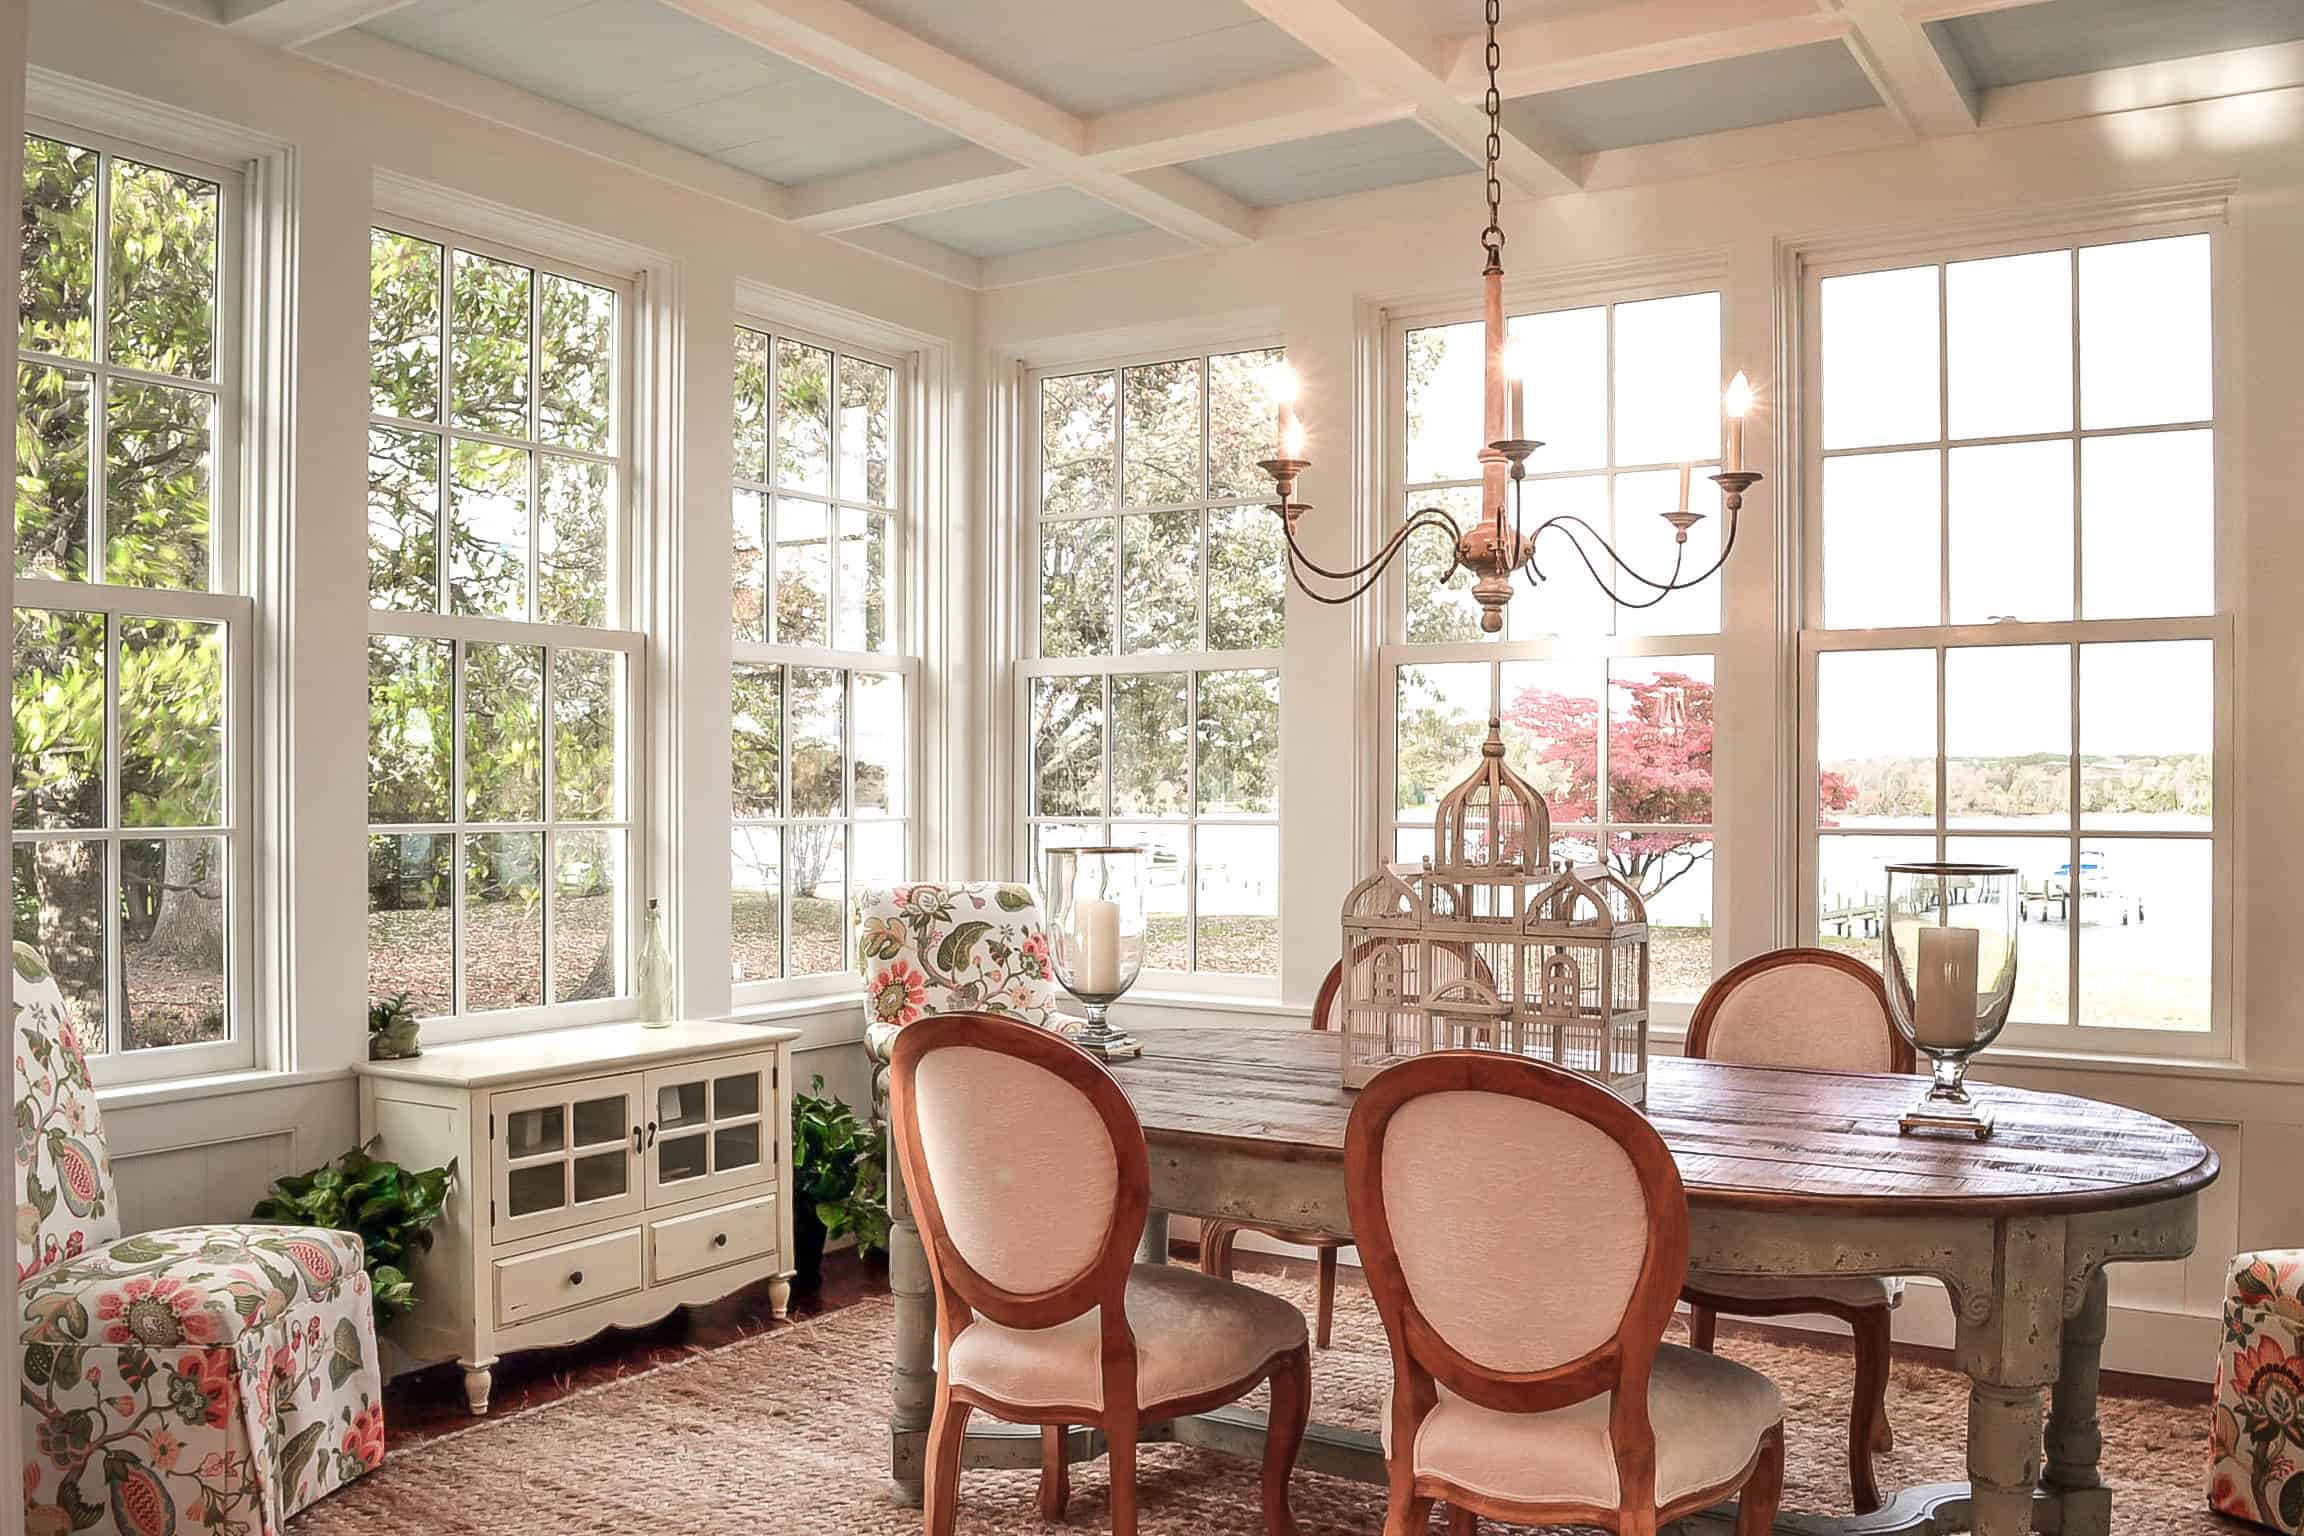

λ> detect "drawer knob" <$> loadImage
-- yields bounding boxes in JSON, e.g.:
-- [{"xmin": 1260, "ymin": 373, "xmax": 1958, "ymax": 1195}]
[
  {"xmin": 713, "ymin": 1233, "xmax": 729, "ymax": 1249},
  {"xmin": 569, "ymin": 1270, "xmax": 585, "ymax": 1287}
]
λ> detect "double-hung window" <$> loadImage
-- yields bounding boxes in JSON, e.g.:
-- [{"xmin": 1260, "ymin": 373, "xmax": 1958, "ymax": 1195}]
[
  {"xmin": 1800, "ymin": 229, "xmax": 2224, "ymax": 1051},
  {"xmin": 364, "ymin": 222, "xmax": 637, "ymax": 1035},
  {"xmin": 11, "ymin": 125, "xmax": 251, "ymax": 1083},
  {"xmin": 728, "ymin": 323, "xmax": 910, "ymax": 995},
  {"xmin": 1023, "ymin": 347, "xmax": 1286, "ymax": 983},
  {"xmin": 1386, "ymin": 289, "xmax": 1725, "ymax": 1005}
]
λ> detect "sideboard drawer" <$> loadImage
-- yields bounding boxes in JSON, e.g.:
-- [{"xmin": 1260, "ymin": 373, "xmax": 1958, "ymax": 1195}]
[
  {"xmin": 495, "ymin": 1228, "xmax": 643, "ymax": 1326},
  {"xmin": 650, "ymin": 1193, "xmax": 778, "ymax": 1284}
]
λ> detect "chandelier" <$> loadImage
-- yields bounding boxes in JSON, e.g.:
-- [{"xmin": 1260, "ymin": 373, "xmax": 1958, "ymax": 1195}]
[{"xmin": 1259, "ymin": 0, "xmax": 1761, "ymax": 635}]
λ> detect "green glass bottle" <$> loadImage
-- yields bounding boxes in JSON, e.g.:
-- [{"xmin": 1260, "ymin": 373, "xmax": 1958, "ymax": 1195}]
[{"xmin": 637, "ymin": 898, "xmax": 674, "ymax": 1028}]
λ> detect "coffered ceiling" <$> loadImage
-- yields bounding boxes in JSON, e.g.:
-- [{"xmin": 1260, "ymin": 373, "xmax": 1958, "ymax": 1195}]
[{"xmin": 190, "ymin": 0, "xmax": 2304, "ymax": 288}]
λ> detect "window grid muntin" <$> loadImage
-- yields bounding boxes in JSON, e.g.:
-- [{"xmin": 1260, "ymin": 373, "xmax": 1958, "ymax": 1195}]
[
  {"xmin": 730, "ymin": 320, "xmax": 915, "ymax": 998},
  {"xmin": 13, "ymin": 124, "xmax": 250, "ymax": 1076},
  {"xmin": 1802, "ymin": 229, "xmax": 2223, "ymax": 1043},
  {"xmin": 365, "ymin": 220, "xmax": 638, "ymax": 1028},
  {"xmin": 367, "ymin": 219, "xmax": 631, "ymax": 627},
  {"xmin": 1025, "ymin": 342, "xmax": 1287, "ymax": 980}
]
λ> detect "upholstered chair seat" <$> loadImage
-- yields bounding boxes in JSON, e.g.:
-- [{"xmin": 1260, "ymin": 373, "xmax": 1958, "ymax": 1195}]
[
  {"xmin": 1683, "ymin": 1272, "xmax": 1903, "ymax": 1310},
  {"xmin": 948, "ymin": 1262, "xmax": 1307, "ymax": 1411},
  {"xmin": 1382, "ymin": 1345, "xmax": 1783, "ymax": 1508},
  {"xmin": 1680, "ymin": 947, "xmax": 1915, "ymax": 1515},
  {"xmin": 13, "ymin": 944, "xmax": 386, "ymax": 1536}
]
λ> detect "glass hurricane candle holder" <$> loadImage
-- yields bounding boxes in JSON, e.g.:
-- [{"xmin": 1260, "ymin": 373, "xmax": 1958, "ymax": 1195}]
[
  {"xmin": 1882, "ymin": 862, "xmax": 2019, "ymax": 1140},
  {"xmin": 1045, "ymin": 845, "xmax": 1148, "ymax": 1061}
]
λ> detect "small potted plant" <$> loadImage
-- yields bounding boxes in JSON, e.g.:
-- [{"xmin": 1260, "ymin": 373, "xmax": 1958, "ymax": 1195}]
[
  {"xmin": 791, "ymin": 1078, "xmax": 889, "ymax": 1292},
  {"xmin": 368, "ymin": 991, "xmax": 422, "ymax": 1061},
  {"xmin": 252, "ymin": 1140, "xmax": 455, "ymax": 1336}
]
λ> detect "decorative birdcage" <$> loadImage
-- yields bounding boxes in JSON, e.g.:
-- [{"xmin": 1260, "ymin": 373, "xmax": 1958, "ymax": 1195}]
[{"xmin": 1338, "ymin": 719, "xmax": 1650, "ymax": 1102}]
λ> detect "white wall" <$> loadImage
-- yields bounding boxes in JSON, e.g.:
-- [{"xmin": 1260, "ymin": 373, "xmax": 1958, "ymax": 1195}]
[
  {"xmin": 985, "ymin": 87, "xmax": 2304, "ymax": 1378},
  {"xmin": 26, "ymin": 0, "xmax": 971, "ymax": 1218}
]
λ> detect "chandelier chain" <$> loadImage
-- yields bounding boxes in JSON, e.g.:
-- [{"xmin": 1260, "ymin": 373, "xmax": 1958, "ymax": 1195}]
[{"xmin": 1480, "ymin": 0, "xmax": 1503, "ymax": 265}]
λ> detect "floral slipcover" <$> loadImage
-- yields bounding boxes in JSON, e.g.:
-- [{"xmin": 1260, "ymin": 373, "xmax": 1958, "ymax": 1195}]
[
  {"xmin": 854, "ymin": 883, "xmax": 1058, "ymax": 1031},
  {"xmin": 14, "ymin": 944, "xmax": 386, "ymax": 1536},
  {"xmin": 2211, "ymin": 1248, "xmax": 2304, "ymax": 1532}
]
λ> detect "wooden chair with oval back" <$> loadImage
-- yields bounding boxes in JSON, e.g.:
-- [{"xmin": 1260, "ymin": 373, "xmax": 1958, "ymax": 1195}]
[
  {"xmin": 887, "ymin": 1011, "xmax": 1313, "ymax": 1536},
  {"xmin": 1199, "ymin": 944, "xmax": 1491, "ymax": 1350},
  {"xmin": 1346, "ymin": 1049, "xmax": 1786, "ymax": 1536},
  {"xmin": 1678, "ymin": 946, "xmax": 1917, "ymax": 1515}
]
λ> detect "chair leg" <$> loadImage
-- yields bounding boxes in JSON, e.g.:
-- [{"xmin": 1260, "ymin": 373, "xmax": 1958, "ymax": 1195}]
[
  {"xmin": 1201, "ymin": 1222, "xmax": 1238, "ymax": 1279},
  {"xmin": 1736, "ymin": 1424, "xmax": 1786, "ymax": 1536},
  {"xmin": 1040, "ymin": 1423, "xmax": 1070, "ymax": 1520},
  {"xmin": 1261, "ymin": 1346, "xmax": 1310, "ymax": 1536},
  {"xmin": 1446, "ymin": 1504, "xmax": 1477, "ymax": 1534},
  {"xmin": 1849, "ymin": 1306, "xmax": 1892, "ymax": 1515},
  {"xmin": 1106, "ymin": 1413, "xmax": 1140, "ymax": 1536},
  {"xmin": 1315, "ymin": 1246, "xmax": 1338, "ymax": 1351},
  {"xmin": 1688, "ymin": 1302, "xmax": 1717, "ymax": 1352},
  {"xmin": 925, "ymin": 1394, "xmax": 972, "ymax": 1536},
  {"xmin": 1382, "ymin": 1482, "xmax": 1433, "ymax": 1536}
]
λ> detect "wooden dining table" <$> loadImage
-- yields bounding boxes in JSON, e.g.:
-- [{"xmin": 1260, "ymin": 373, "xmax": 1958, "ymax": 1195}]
[{"xmin": 881, "ymin": 1024, "xmax": 2218, "ymax": 1535}]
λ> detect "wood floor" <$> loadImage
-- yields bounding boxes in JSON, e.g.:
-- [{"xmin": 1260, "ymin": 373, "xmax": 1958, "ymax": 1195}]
[{"xmin": 380, "ymin": 1244, "xmax": 2206, "ymax": 1448}]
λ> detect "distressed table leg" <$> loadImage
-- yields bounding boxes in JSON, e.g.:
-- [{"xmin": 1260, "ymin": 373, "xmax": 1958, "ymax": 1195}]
[
  {"xmin": 888, "ymin": 1149, "xmax": 935, "ymax": 1508},
  {"xmin": 1138, "ymin": 1208, "xmax": 1172, "ymax": 1265},
  {"xmin": 1952, "ymin": 1215, "xmax": 2064, "ymax": 1536},
  {"xmin": 2043, "ymin": 1266, "xmax": 2112, "ymax": 1536}
]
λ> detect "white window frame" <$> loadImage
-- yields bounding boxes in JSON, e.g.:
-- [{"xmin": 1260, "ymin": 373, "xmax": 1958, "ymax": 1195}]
[
  {"xmin": 14, "ymin": 118, "xmax": 255, "ymax": 1087},
  {"xmin": 1018, "ymin": 337, "xmax": 1287, "ymax": 997},
  {"xmin": 1378, "ymin": 277, "xmax": 1728, "ymax": 1021},
  {"xmin": 364, "ymin": 214, "xmax": 644, "ymax": 1046},
  {"xmin": 729, "ymin": 317, "xmax": 918, "ymax": 1007},
  {"xmin": 1791, "ymin": 212, "xmax": 2235, "ymax": 1061}
]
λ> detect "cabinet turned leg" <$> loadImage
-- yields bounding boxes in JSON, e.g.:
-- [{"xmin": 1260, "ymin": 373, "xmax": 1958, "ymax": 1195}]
[
  {"xmin": 769, "ymin": 1274, "xmax": 793, "ymax": 1321},
  {"xmin": 460, "ymin": 1360, "xmax": 496, "ymax": 1416}
]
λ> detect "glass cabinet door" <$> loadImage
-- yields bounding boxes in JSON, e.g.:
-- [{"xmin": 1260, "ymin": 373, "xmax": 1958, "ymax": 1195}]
[
  {"xmin": 490, "ymin": 1073, "xmax": 646, "ymax": 1241},
  {"xmin": 642, "ymin": 1057, "xmax": 775, "ymax": 1206}
]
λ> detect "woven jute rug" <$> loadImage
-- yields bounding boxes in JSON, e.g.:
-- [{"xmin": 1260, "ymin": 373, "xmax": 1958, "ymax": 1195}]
[{"xmin": 298, "ymin": 1267, "xmax": 2227, "ymax": 1534}]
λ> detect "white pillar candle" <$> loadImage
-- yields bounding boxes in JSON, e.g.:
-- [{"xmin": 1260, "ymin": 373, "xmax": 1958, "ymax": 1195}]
[
  {"xmin": 1913, "ymin": 924, "xmax": 1981, "ymax": 1049},
  {"xmin": 1077, "ymin": 897, "xmax": 1122, "ymax": 993}
]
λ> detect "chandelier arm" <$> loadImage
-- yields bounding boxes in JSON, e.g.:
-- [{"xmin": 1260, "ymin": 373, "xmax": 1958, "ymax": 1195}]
[
  {"xmin": 1525, "ymin": 515, "xmax": 1692, "ymax": 610},
  {"xmin": 1277, "ymin": 504, "xmax": 1463, "ymax": 585}
]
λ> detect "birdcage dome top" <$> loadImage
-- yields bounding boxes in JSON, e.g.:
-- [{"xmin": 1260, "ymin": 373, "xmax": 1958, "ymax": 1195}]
[{"xmin": 1433, "ymin": 719, "xmax": 1551, "ymax": 876}]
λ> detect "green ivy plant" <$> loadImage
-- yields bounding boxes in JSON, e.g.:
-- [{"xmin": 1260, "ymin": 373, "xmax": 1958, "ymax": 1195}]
[
  {"xmin": 252, "ymin": 1140, "xmax": 455, "ymax": 1328},
  {"xmin": 793, "ymin": 1077, "xmax": 890, "ymax": 1256}
]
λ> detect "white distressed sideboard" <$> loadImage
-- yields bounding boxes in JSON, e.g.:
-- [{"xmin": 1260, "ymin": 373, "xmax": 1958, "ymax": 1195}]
[{"xmin": 356, "ymin": 1020, "xmax": 800, "ymax": 1413}]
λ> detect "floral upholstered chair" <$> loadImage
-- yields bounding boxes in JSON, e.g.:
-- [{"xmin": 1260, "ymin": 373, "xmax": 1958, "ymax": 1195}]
[
  {"xmin": 2210, "ymin": 1249, "xmax": 2304, "ymax": 1532},
  {"xmin": 855, "ymin": 882, "xmax": 1057, "ymax": 1104},
  {"xmin": 14, "ymin": 944, "xmax": 386, "ymax": 1536}
]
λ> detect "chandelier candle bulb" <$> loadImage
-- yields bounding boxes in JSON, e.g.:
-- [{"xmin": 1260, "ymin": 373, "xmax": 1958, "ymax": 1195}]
[
  {"xmin": 1913, "ymin": 925, "xmax": 1982, "ymax": 1049},
  {"xmin": 1724, "ymin": 371, "xmax": 1753, "ymax": 473},
  {"xmin": 1271, "ymin": 363, "xmax": 1300, "ymax": 457},
  {"xmin": 1677, "ymin": 462, "xmax": 1692, "ymax": 512},
  {"xmin": 1504, "ymin": 337, "xmax": 1532, "ymax": 441}
]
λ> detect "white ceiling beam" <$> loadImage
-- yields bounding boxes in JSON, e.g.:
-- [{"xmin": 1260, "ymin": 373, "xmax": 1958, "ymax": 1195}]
[
  {"xmin": 788, "ymin": 147, "xmax": 1054, "ymax": 232},
  {"xmin": 1821, "ymin": 0, "xmax": 1980, "ymax": 138},
  {"xmin": 653, "ymin": 0, "xmax": 1261, "ymax": 246},
  {"xmin": 218, "ymin": 0, "xmax": 422, "ymax": 49},
  {"xmin": 1086, "ymin": 65, "xmax": 1408, "ymax": 172},
  {"xmin": 1902, "ymin": 0, "xmax": 2062, "ymax": 21},
  {"xmin": 832, "ymin": 224, "xmax": 983, "ymax": 288},
  {"xmin": 1465, "ymin": 0, "xmax": 1853, "ymax": 97},
  {"xmin": 1232, "ymin": 0, "xmax": 1583, "ymax": 195}
]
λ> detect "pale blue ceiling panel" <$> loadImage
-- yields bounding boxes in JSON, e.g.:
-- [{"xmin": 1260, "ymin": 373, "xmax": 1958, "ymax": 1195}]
[
  {"xmin": 1503, "ymin": 40, "xmax": 1882, "ymax": 154},
  {"xmin": 1931, "ymin": 0, "xmax": 2304, "ymax": 89},
  {"xmin": 365, "ymin": 0, "xmax": 969, "ymax": 184},
  {"xmin": 1183, "ymin": 119, "xmax": 1471, "ymax": 208},
  {"xmin": 842, "ymin": 0, "xmax": 1322, "ymax": 115},
  {"xmin": 891, "ymin": 188, "xmax": 1151, "ymax": 260}
]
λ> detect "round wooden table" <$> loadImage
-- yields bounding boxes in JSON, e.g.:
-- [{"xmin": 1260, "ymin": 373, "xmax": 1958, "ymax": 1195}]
[{"xmin": 882, "ymin": 1027, "xmax": 2218, "ymax": 1536}]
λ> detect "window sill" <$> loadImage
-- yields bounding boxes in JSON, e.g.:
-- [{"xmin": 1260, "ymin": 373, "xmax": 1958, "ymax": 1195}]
[
  {"xmin": 97, "ymin": 1066, "xmax": 349, "ymax": 1112},
  {"xmin": 1108, "ymin": 989, "xmax": 1310, "ymax": 1022},
  {"xmin": 723, "ymin": 992, "xmax": 870, "ymax": 1052}
]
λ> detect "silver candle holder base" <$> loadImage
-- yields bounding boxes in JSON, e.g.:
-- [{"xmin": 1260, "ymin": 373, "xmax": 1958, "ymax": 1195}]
[
  {"xmin": 1068, "ymin": 1000, "xmax": 1141, "ymax": 1061},
  {"xmin": 1899, "ymin": 1055, "xmax": 1995, "ymax": 1140}
]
